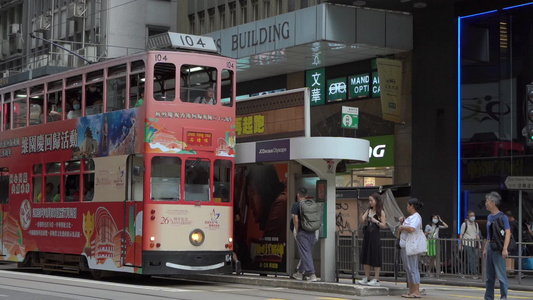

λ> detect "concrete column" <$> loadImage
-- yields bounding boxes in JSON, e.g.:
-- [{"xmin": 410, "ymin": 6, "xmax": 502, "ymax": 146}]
[{"xmin": 296, "ymin": 158, "xmax": 339, "ymax": 282}]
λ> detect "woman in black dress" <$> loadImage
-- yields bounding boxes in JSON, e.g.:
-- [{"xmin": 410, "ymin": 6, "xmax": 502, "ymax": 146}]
[{"xmin": 357, "ymin": 193, "xmax": 387, "ymax": 286}]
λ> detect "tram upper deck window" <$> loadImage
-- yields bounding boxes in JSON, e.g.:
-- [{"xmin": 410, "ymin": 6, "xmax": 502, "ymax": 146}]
[
  {"xmin": 180, "ymin": 65, "xmax": 217, "ymax": 104},
  {"xmin": 29, "ymin": 84, "xmax": 45, "ymax": 125},
  {"xmin": 151, "ymin": 156, "xmax": 181, "ymax": 201},
  {"xmin": 221, "ymin": 69, "xmax": 234, "ymax": 107},
  {"xmin": 130, "ymin": 60, "xmax": 146, "ymax": 108},
  {"xmin": 86, "ymin": 70, "xmax": 103, "ymax": 116},
  {"xmin": 107, "ymin": 64, "xmax": 127, "ymax": 112},
  {"xmin": 13, "ymin": 89, "xmax": 28, "ymax": 129},
  {"xmin": 153, "ymin": 63, "xmax": 176, "ymax": 101},
  {"xmin": 185, "ymin": 158, "xmax": 210, "ymax": 202},
  {"xmin": 47, "ymin": 80, "xmax": 63, "ymax": 120}
]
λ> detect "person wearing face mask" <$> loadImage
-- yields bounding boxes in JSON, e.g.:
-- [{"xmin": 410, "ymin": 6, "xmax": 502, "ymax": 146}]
[
  {"xmin": 424, "ymin": 214, "xmax": 448, "ymax": 277},
  {"xmin": 67, "ymin": 98, "xmax": 82, "ymax": 119},
  {"xmin": 459, "ymin": 211, "xmax": 482, "ymax": 279}
]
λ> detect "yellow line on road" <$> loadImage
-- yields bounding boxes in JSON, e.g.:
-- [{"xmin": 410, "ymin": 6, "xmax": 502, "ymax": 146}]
[
  {"xmin": 449, "ymin": 295, "xmax": 483, "ymax": 299},
  {"xmin": 450, "ymin": 294, "xmax": 533, "ymax": 299}
]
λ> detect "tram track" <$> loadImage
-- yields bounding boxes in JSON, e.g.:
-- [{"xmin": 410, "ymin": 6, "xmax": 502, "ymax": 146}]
[{"xmin": 0, "ymin": 268, "xmax": 301, "ymax": 300}]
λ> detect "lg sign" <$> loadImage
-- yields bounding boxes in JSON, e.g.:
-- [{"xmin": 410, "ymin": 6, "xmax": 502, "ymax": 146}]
[{"xmin": 369, "ymin": 144, "xmax": 386, "ymax": 158}]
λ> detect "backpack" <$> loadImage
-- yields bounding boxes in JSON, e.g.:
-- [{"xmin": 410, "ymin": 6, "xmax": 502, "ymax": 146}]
[
  {"xmin": 299, "ymin": 198, "xmax": 321, "ymax": 232},
  {"xmin": 490, "ymin": 213, "xmax": 517, "ymax": 252}
]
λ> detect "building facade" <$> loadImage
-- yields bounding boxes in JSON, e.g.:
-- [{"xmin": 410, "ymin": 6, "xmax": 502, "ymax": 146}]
[{"xmin": 0, "ymin": 0, "xmax": 177, "ymax": 80}]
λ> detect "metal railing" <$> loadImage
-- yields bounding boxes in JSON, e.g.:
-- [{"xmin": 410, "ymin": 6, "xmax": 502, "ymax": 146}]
[{"xmin": 335, "ymin": 232, "xmax": 533, "ymax": 282}]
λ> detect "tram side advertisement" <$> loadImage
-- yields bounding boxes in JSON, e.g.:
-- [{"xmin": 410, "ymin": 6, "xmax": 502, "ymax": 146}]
[{"xmin": 0, "ymin": 108, "xmax": 144, "ymax": 273}]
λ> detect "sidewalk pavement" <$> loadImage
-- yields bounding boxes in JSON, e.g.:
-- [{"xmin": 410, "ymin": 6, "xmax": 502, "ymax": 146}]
[{"xmin": 184, "ymin": 271, "xmax": 533, "ymax": 297}]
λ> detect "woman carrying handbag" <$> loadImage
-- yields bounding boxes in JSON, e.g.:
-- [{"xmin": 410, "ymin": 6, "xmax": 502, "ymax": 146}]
[{"xmin": 398, "ymin": 198, "xmax": 425, "ymax": 298}]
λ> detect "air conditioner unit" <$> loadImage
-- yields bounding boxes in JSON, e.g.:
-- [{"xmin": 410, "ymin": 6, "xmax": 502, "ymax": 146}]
[
  {"xmin": 67, "ymin": 3, "xmax": 86, "ymax": 20},
  {"xmin": 9, "ymin": 24, "xmax": 21, "ymax": 35},
  {"xmin": 35, "ymin": 15, "xmax": 50, "ymax": 32},
  {"xmin": 9, "ymin": 34, "xmax": 23, "ymax": 54},
  {"xmin": 1, "ymin": 40, "xmax": 8, "ymax": 58},
  {"xmin": 77, "ymin": 46, "xmax": 97, "ymax": 59},
  {"xmin": 1, "ymin": 71, "xmax": 10, "ymax": 78}
]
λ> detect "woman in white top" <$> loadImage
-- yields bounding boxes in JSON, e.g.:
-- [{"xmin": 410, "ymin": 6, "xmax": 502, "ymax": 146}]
[
  {"xmin": 398, "ymin": 198, "xmax": 424, "ymax": 298},
  {"xmin": 67, "ymin": 98, "xmax": 82, "ymax": 119}
]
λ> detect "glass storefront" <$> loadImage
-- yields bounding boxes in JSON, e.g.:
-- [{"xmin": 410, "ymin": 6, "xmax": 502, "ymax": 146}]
[{"xmin": 459, "ymin": 3, "xmax": 533, "ymax": 229}]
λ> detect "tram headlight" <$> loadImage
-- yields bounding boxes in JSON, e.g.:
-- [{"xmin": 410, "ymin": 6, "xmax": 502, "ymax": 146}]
[{"xmin": 189, "ymin": 229, "xmax": 205, "ymax": 246}]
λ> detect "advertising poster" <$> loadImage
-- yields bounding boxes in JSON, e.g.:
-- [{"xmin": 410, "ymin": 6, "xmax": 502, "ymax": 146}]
[
  {"xmin": 234, "ymin": 163, "xmax": 288, "ymax": 273},
  {"xmin": 376, "ymin": 58, "xmax": 403, "ymax": 123}
]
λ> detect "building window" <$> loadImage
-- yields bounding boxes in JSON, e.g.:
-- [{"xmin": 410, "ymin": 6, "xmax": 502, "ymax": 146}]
[
  {"xmin": 277, "ymin": 0, "xmax": 284, "ymax": 14},
  {"xmin": 188, "ymin": 14, "xmax": 195, "ymax": 34},
  {"xmin": 218, "ymin": 5, "xmax": 226, "ymax": 29},
  {"xmin": 198, "ymin": 11, "xmax": 205, "ymax": 34},
  {"xmin": 252, "ymin": 0, "xmax": 259, "ymax": 21},
  {"xmin": 208, "ymin": 8, "xmax": 215, "ymax": 32},
  {"xmin": 229, "ymin": 2, "xmax": 237, "ymax": 27},
  {"xmin": 240, "ymin": 0, "xmax": 248, "ymax": 24},
  {"xmin": 264, "ymin": 0, "xmax": 271, "ymax": 18}
]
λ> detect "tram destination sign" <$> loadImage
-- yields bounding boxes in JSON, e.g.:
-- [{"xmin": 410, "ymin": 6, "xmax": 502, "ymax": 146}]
[{"xmin": 504, "ymin": 176, "xmax": 533, "ymax": 190}]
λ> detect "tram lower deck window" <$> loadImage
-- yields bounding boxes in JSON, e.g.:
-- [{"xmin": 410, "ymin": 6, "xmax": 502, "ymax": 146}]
[{"xmin": 151, "ymin": 156, "xmax": 181, "ymax": 200}]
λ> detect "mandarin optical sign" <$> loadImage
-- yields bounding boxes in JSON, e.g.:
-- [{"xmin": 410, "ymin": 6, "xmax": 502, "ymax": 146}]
[
  {"xmin": 306, "ymin": 64, "xmax": 380, "ymax": 106},
  {"xmin": 349, "ymin": 73, "xmax": 380, "ymax": 99}
]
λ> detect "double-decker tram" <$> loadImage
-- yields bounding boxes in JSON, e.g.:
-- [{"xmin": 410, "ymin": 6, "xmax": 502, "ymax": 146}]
[{"xmin": 0, "ymin": 33, "xmax": 236, "ymax": 277}]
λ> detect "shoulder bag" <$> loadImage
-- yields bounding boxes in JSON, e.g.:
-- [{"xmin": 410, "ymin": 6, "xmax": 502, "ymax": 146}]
[{"xmin": 406, "ymin": 223, "xmax": 428, "ymax": 256}]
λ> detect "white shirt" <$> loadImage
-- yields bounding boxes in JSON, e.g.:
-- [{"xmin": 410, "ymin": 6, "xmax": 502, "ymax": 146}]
[
  {"xmin": 400, "ymin": 212, "xmax": 422, "ymax": 248},
  {"xmin": 460, "ymin": 220, "xmax": 480, "ymax": 247},
  {"xmin": 67, "ymin": 109, "xmax": 81, "ymax": 119},
  {"xmin": 194, "ymin": 96, "xmax": 215, "ymax": 104}
]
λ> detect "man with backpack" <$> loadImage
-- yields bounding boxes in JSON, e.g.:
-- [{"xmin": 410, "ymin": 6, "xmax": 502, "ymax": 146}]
[
  {"xmin": 291, "ymin": 187, "xmax": 319, "ymax": 282},
  {"xmin": 483, "ymin": 191, "xmax": 511, "ymax": 300},
  {"xmin": 459, "ymin": 211, "xmax": 482, "ymax": 279}
]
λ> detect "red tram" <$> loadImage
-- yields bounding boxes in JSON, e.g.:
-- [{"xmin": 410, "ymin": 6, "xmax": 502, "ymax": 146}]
[{"xmin": 0, "ymin": 33, "xmax": 236, "ymax": 277}]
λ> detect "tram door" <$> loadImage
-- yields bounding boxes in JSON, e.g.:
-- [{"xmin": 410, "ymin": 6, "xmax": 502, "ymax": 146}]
[
  {"xmin": 124, "ymin": 155, "xmax": 143, "ymax": 267},
  {"xmin": 0, "ymin": 168, "xmax": 9, "ymax": 257}
]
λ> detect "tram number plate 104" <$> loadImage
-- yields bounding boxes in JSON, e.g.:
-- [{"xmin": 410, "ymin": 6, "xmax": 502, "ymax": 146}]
[{"xmin": 169, "ymin": 33, "xmax": 218, "ymax": 52}]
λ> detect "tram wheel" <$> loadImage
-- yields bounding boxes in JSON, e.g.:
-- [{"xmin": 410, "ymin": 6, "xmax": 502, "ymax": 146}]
[
  {"xmin": 43, "ymin": 268, "xmax": 53, "ymax": 275},
  {"xmin": 90, "ymin": 269, "xmax": 105, "ymax": 280}
]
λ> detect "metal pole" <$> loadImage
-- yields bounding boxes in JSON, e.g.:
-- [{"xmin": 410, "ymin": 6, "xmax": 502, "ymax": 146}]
[{"xmin": 518, "ymin": 189, "xmax": 523, "ymax": 284}]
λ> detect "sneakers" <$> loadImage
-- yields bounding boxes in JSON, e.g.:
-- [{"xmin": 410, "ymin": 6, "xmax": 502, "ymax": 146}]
[
  {"xmin": 357, "ymin": 277, "xmax": 368, "ymax": 285},
  {"xmin": 292, "ymin": 271, "xmax": 304, "ymax": 281},
  {"xmin": 367, "ymin": 279, "xmax": 380, "ymax": 286},
  {"xmin": 307, "ymin": 274, "xmax": 318, "ymax": 282}
]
